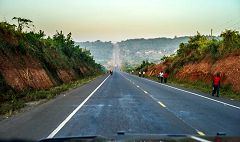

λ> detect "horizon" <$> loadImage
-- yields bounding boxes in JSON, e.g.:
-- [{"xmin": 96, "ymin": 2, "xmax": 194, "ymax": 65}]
[
  {"xmin": 75, "ymin": 34, "xmax": 220, "ymax": 43},
  {"xmin": 1, "ymin": 0, "xmax": 240, "ymax": 42}
]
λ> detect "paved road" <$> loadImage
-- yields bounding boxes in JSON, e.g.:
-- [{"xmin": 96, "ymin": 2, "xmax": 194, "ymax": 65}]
[{"xmin": 0, "ymin": 71, "xmax": 240, "ymax": 141}]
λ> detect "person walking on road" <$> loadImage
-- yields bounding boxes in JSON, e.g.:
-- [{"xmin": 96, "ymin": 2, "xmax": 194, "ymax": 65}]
[
  {"xmin": 163, "ymin": 72, "xmax": 168, "ymax": 83},
  {"xmin": 212, "ymin": 72, "xmax": 221, "ymax": 97},
  {"xmin": 159, "ymin": 71, "xmax": 164, "ymax": 83}
]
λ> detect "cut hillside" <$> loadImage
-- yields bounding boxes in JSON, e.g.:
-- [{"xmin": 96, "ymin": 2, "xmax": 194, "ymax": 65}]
[
  {"xmin": 175, "ymin": 54, "xmax": 240, "ymax": 92},
  {"xmin": 0, "ymin": 25, "xmax": 102, "ymax": 91},
  {"xmin": 139, "ymin": 30, "xmax": 240, "ymax": 94},
  {"xmin": 0, "ymin": 19, "xmax": 103, "ymax": 114},
  {"xmin": 146, "ymin": 54, "xmax": 240, "ymax": 92}
]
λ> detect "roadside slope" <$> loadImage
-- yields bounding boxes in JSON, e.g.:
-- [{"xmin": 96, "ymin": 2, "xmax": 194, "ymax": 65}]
[{"xmin": 0, "ymin": 20, "xmax": 103, "ymax": 115}]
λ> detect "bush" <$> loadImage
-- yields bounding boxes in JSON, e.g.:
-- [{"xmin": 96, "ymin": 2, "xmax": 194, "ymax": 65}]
[{"xmin": 164, "ymin": 30, "xmax": 240, "ymax": 75}]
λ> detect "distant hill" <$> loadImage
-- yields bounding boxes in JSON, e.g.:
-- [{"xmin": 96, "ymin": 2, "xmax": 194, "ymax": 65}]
[
  {"xmin": 117, "ymin": 37, "xmax": 189, "ymax": 66},
  {"xmin": 76, "ymin": 37, "xmax": 190, "ymax": 68},
  {"xmin": 76, "ymin": 40, "xmax": 113, "ymax": 68}
]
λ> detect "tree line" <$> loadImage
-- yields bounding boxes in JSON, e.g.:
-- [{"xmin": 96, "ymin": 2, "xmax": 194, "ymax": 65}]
[
  {"xmin": 0, "ymin": 17, "xmax": 103, "ymax": 74},
  {"xmin": 162, "ymin": 30, "xmax": 240, "ymax": 73}
]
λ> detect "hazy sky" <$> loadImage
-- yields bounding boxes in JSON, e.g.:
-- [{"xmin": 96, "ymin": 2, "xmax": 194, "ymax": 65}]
[{"xmin": 0, "ymin": 0, "xmax": 240, "ymax": 42}]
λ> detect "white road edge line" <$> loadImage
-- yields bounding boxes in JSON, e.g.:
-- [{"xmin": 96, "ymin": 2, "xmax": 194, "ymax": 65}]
[
  {"xmin": 138, "ymin": 75, "xmax": 240, "ymax": 110},
  {"xmin": 158, "ymin": 101, "xmax": 166, "ymax": 108},
  {"xmin": 47, "ymin": 75, "xmax": 110, "ymax": 138},
  {"xmin": 189, "ymin": 136, "xmax": 211, "ymax": 142}
]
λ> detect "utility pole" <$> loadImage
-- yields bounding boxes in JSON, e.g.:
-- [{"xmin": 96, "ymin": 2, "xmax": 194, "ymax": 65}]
[{"xmin": 211, "ymin": 29, "xmax": 213, "ymax": 38}]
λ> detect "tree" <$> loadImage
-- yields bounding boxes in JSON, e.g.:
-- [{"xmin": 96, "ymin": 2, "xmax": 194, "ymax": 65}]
[
  {"xmin": 160, "ymin": 55, "xmax": 168, "ymax": 62},
  {"xmin": 38, "ymin": 30, "xmax": 45, "ymax": 39},
  {"xmin": 220, "ymin": 30, "xmax": 240, "ymax": 51},
  {"xmin": 12, "ymin": 17, "xmax": 33, "ymax": 32}
]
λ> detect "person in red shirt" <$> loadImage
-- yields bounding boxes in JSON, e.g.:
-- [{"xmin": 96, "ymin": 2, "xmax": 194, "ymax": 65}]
[
  {"xmin": 163, "ymin": 72, "xmax": 169, "ymax": 83},
  {"xmin": 212, "ymin": 72, "xmax": 221, "ymax": 97}
]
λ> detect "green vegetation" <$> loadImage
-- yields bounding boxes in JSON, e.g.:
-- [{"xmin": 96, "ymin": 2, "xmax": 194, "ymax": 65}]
[
  {"xmin": 0, "ymin": 19, "xmax": 103, "ymax": 72},
  {"xmin": 144, "ymin": 75, "xmax": 240, "ymax": 101},
  {"xmin": 162, "ymin": 30, "xmax": 240, "ymax": 73},
  {"xmin": 0, "ymin": 18, "xmax": 104, "ymax": 115},
  {"xmin": 12, "ymin": 17, "xmax": 33, "ymax": 32},
  {"xmin": 121, "ymin": 62, "xmax": 136, "ymax": 72},
  {"xmin": 168, "ymin": 79, "xmax": 240, "ymax": 101},
  {"xmin": 135, "ymin": 60, "xmax": 155, "ymax": 71},
  {"xmin": 129, "ymin": 60, "xmax": 155, "ymax": 74},
  {"xmin": 0, "ymin": 75, "xmax": 101, "ymax": 116}
]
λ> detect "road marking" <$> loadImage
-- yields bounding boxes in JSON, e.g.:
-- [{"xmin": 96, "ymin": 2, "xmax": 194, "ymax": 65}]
[
  {"xmin": 196, "ymin": 129, "xmax": 205, "ymax": 136},
  {"xmin": 121, "ymin": 73, "xmax": 166, "ymax": 107},
  {"xmin": 190, "ymin": 136, "xmax": 211, "ymax": 142},
  {"xmin": 138, "ymin": 75, "xmax": 240, "ymax": 110},
  {"xmin": 149, "ymin": 95, "xmax": 158, "ymax": 101},
  {"xmin": 121, "ymin": 73, "xmax": 208, "ymax": 135},
  {"xmin": 143, "ymin": 90, "xmax": 148, "ymax": 94},
  {"xmin": 158, "ymin": 101, "xmax": 166, "ymax": 108},
  {"xmin": 121, "ymin": 73, "xmax": 212, "ymax": 138},
  {"xmin": 47, "ymin": 75, "xmax": 110, "ymax": 138}
]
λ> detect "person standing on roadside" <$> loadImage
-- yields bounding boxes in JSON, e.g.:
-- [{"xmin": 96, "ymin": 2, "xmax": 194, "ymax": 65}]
[
  {"xmin": 163, "ymin": 72, "xmax": 168, "ymax": 83},
  {"xmin": 138, "ymin": 71, "xmax": 142, "ymax": 77},
  {"xmin": 110, "ymin": 70, "xmax": 113, "ymax": 75},
  {"xmin": 159, "ymin": 71, "xmax": 164, "ymax": 83},
  {"xmin": 142, "ymin": 71, "xmax": 145, "ymax": 78},
  {"xmin": 212, "ymin": 72, "xmax": 221, "ymax": 97}
]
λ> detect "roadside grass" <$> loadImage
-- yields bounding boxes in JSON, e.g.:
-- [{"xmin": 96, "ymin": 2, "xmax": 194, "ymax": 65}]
[
  {"xmin": 168, "ymin": 79, "xmax": 240, "ymax": 101},
  {"xmin": 0, "ymin": 74, "xmax": 102, "ymax": 116},
  {"xmin": 145, "ymin": 76, "xmax": 240, "ymax": 101}
]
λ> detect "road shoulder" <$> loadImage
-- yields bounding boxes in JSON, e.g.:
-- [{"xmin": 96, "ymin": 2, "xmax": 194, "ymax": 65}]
[{"xmin": 0, "ymin": 74, "xmax": 109, "ymax": 140}]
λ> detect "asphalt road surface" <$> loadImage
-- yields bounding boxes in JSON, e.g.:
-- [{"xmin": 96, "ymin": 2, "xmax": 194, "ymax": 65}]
[{"xmin": 0, "ymin": 70, "xmax": 240, "ymax": 141}]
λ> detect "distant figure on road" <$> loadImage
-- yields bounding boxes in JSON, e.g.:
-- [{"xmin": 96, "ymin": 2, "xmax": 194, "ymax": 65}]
[
  {"xmin": 159, "ymin": 71, "xmax": 164, "ymax": 83},
  {"xmin": 142, "ymin": 71, "xmax": 145, "ymax": 78},
  {"xmin": 163, "ymin": 72, "xmax": 168, "ymax": 83},
  {"xmin": 212, "ymin": 72, "xmax": 221, "ymax": 97},
  {"xmin": 110, "ymin": 70, "xmax": 113, "ymax": 75},
  {"xmin": 138, "ymin": 71, "xmax": 142, "ymax": 77}
]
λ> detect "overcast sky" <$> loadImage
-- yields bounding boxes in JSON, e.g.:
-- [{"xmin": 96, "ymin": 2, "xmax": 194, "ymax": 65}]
[{"xmin": 0, "ymin": 0, "xmax": 240, "ymax": 42}]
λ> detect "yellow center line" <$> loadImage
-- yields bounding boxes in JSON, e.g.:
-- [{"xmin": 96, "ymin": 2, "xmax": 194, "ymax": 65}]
[{"xmin": 196, "ymin": 129, "xmax": 205, "ymax": 136}]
